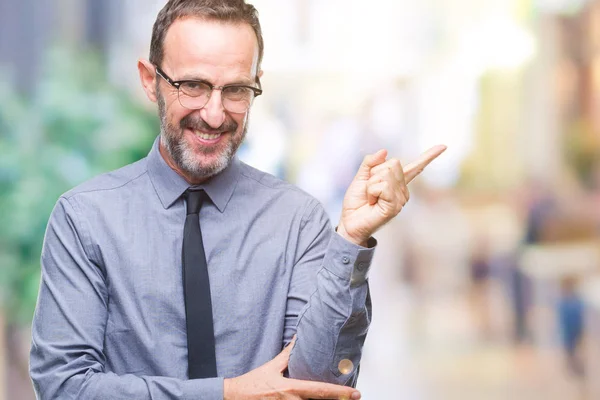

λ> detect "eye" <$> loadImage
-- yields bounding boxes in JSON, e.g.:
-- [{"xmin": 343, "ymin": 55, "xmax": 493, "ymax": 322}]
[
  {"xmin": 180, "ymin": 81, "xmax": 210, "ymax": 96},
  {"xmin": 223, "ymin": 86, "xmax": 253, "ymax": 100},
  {"xmin": 226, "ymin": 86, "xmax": 245, "ymax": 94}
]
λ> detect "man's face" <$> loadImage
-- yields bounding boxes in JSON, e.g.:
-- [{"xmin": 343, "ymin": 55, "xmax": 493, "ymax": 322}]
[{"xmin": 156, "ymin": 18, "xmax": 261, "ymax": 181}]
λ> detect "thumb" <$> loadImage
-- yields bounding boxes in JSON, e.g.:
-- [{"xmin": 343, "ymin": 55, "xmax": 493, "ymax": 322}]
[
  {"xmin": 270, "ymin": 335, "xmax": 296, "ymax": 373},
  {"xmin": 355, "ymin": 149, "xmax": 387, "ymax": 180}
]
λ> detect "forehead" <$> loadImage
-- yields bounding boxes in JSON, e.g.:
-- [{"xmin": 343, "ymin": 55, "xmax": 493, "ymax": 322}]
[{"xmin": 162, "ymin": 17, "xmax": 259, "ymax": 81}]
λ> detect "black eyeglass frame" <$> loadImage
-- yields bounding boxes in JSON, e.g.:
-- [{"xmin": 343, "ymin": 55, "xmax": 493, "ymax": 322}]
[{"xmin": 154, "ymin": 66, "xmax": 263, "ymax": 111}]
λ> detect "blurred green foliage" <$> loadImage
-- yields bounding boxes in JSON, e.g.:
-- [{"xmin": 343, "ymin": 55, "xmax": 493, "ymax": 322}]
[
  {"xmin": 0, "ymin": 48, "xmax": 158, "ymax": 325},
  {"xmin": 565, "ymin": 118, "xmax": 600, "ymax": 188}
]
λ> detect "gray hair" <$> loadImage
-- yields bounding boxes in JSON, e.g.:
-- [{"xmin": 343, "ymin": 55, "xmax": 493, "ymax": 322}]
[{"xmin": 149, "ymin": 0, "xmax": 264, "ymax": 70}]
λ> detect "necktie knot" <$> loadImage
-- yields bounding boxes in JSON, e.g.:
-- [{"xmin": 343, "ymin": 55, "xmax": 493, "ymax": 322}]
[{"xmin": 185, "ymin": 189, "xmax": 205, "ymax": 215}]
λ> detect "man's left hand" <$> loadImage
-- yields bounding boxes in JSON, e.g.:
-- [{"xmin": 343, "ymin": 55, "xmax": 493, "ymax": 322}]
[{"xmin": 337, "ymin": 145, "xmax": 447, "ymax": 246}]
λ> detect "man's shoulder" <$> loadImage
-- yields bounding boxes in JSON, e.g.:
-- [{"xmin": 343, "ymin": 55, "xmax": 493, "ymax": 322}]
[
  {"xmin": 238, "ymin": 161, "xmax": 315, "ymax": 203},
  {"xmin": 62, "ymin": 157, "xmax": 149, "ymax": 201}
]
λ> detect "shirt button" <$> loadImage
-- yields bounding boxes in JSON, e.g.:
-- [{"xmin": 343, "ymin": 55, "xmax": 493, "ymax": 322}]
[
  {"xmin": 338, "ymin": 359, "xmax": 354, "ymax": 375},
  {"xmin": 357, "ymin": 262, "xmax": 366, "ymax": 271},
  {"xmin": 342, "ymin": 256, "xmax": 350, "ymax": 264}
]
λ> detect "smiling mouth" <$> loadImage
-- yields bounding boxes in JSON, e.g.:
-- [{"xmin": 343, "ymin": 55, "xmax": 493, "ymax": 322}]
[{"xmin": 191, "ymin": 129, "xmax": 224, "ymax": 140}]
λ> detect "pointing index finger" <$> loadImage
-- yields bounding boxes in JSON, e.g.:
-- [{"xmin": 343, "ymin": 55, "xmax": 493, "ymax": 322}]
[{"xmin": 404, "ymin": 145, "xmax": 447, "ymax": 184}]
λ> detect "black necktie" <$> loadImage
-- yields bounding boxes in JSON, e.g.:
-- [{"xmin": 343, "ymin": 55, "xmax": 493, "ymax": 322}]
[{"xmin": 182, "ymin": 189, "xmax": 217, "ymax": 378}]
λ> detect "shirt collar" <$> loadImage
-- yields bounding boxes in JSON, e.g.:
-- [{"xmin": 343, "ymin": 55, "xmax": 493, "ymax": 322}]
[{"xmin": 147, "ymin": 136, "xmax": 241, "ymax": 213}]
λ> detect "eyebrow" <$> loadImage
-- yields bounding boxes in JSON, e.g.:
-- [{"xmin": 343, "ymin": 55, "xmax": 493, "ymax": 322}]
[{"xmin": 177, "ymin": 73, "xmax": 255, "ymax": 86}]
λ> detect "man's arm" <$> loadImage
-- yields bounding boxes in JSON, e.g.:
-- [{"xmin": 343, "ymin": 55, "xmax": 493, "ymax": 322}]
[
  {"xmin": 285, "ymin": 200, "xmax": 374, "ymax": 386},
  {"xmin": 284, "ymin": 146, "xmax": 447, "ymax": 386},
  {"xmin": 30, "ymin": 197, "xmax": 224, "ymax": 400}
]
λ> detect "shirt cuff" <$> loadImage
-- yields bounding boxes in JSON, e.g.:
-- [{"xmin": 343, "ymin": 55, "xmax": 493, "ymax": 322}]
[
  {"xmin": 182, "ymin": 377, "xmax": 223, "ymax": 400},
  {"xmin": 325, "ymin": 232, "xmax": 377, "ymax": 287}
]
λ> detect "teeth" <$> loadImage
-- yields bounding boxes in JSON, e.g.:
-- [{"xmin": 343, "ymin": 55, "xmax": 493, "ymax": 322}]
[{"xmin": 194, "ymin": 130, "xmax": 222, "ymax": 140}]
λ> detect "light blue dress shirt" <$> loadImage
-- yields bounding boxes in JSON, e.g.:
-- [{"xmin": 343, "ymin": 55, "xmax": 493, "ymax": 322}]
[{"xmin": 30, "ymin": 137, "xmax": 375, "ymax": 399}]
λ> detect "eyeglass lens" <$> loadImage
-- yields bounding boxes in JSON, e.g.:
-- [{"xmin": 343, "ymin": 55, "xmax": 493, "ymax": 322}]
[{"xmin": 177, "ymin": 81, "xmax": 255, "ymax": 113}]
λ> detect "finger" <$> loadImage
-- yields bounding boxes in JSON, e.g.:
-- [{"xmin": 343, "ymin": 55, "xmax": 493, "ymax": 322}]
[
  {"xmin": 355, "ymin": 149, "xmax": 387, "ymax": 180},
  {"xmin": 287, "ymin": 334, "xmax": 297, "ymax": 348},
  {"xmin": 404, "ymin": 145, "xmax": 447, "ymax": 184},
  {"xmin": 286, "ymin": 378, "xmax": 360, "ymax": 399},
  {"xmin": 370, "ymin": 158, "xmax": 404, "ymax": 184},
  {"xmin": 366, "ymin": 181, "xmax": 387, "ymax": 206},
  {"xmin": 366, "ymin": 175, "xmax": 383, "ymax": 205},
  {"xmin": 372, "ymin": 179, "xmax": 406, "ymax": 203},
  {"xmin": 271, "ymin": 335, "xmax": 297, "ymax": 372},
  {"xmin": 402, "ymin": 185, "xmax": 410, "ymax": 203}
]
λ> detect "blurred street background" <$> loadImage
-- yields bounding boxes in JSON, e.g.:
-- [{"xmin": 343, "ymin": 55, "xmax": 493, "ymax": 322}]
[{"xmin": 2, "ymin": 0, "xmax": 600, "ymax": 399}]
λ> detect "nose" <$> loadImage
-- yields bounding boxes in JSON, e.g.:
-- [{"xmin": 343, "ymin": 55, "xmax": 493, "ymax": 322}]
[{"xmin": 199, "ymin": 90, "xmax": 226, "ymax": 129}]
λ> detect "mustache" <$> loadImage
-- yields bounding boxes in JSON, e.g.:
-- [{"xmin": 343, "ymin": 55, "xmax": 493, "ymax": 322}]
[{"xmin": 180, "ymin": 113, "xmax": 238, "ymax": 134}]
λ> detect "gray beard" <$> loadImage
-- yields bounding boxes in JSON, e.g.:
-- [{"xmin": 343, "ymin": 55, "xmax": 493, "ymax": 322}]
[{"xmin": 157, "ymin": 93, "xmax": 247, "ymax": 181}]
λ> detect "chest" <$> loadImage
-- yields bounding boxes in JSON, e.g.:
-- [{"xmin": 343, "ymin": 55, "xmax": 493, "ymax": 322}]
[{"xmin": 99, "ymin": 205, "xmax": 294, "ymax": 334}]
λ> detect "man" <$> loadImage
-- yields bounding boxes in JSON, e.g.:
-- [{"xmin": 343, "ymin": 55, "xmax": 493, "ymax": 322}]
[{"xmin": 29, "ymin": 1, "xmax": 446, "ymax": 399}]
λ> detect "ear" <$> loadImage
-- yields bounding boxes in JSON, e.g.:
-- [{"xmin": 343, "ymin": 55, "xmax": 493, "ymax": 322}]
[{"xmin": 138, "ymin": 58, "xmax": 158, "ymax": 103}]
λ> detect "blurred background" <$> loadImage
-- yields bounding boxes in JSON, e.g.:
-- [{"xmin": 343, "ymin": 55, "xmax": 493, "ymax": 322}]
[{"xmin": 1, "ymin": 0, "xmax": 600, "ymax": 399}]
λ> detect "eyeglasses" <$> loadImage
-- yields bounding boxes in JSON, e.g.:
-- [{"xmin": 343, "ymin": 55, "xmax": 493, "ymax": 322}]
[{"xmin": 155, "ymin": 66, "xmax": 263, "ymax": 114}]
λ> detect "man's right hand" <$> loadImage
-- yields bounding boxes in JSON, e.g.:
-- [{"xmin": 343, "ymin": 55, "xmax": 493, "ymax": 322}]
[{"xmin": 223, "ymin": 337, "xmax": 361, "ymax": 400}]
